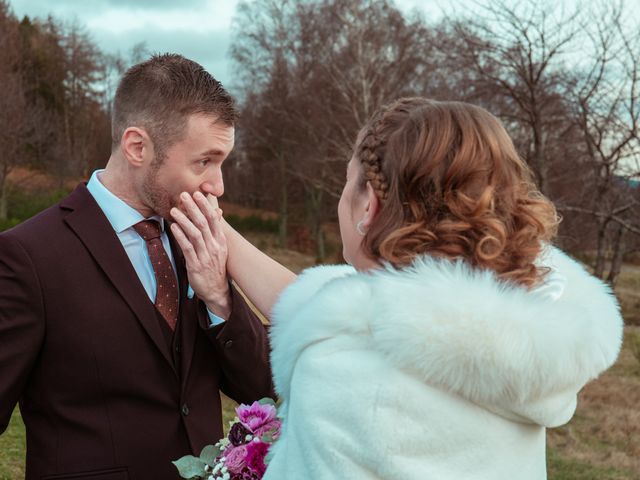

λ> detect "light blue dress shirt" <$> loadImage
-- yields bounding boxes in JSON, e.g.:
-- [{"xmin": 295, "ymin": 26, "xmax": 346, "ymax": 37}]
[{"xmin": 87, "ymin": 170, "xmax": 225, "ymax": 326}]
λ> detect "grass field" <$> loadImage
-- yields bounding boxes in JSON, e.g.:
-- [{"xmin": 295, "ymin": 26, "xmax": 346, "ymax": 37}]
[{"xmin": 1, "ymin": 240, "xmax": 639, "ymax": 479}]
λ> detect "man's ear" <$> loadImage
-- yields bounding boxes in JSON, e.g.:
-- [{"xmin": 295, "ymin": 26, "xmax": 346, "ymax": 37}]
[
  {"xmin": 362, "ymin": 181, "xmax": 381, "ymax": 229},
  {"xmin": 121, "ymin": 127, "xmax": 151, "ymax": 167}
]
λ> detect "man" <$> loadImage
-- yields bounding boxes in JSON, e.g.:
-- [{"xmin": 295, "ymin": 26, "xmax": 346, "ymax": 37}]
[{"xmin": 0, "ymin": 54, "xmax": 273, "ymax": 480}]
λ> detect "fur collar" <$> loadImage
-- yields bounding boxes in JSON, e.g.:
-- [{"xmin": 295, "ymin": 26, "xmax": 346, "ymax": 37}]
[{"xmin": 270, "ymin": 247, "xmax": 623, "ymax": 426}]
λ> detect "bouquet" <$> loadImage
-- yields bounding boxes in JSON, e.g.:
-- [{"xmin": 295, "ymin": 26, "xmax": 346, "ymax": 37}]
[{"xmin": 173, "ymin": 398, "xmax": 281, "ymax": 480}]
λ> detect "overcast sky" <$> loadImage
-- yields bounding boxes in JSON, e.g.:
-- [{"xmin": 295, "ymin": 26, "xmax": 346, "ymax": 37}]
[
  {"xmin": 9, "ymin": 0, "xmax": 637, "ymax": 96},
  {"xmin": 9, "ymin": 0, "xmax": 444, "ymax": 95}
]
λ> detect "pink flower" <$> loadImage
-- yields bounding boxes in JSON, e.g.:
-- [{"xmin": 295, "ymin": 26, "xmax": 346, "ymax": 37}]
[
  {"xmin": 236, "ymin": 401, "xmax": 277, "ymax": 432},
  {"xmin": 245, "ymin": 440, "xmax": 269, "ymax": 477},
  {"xmin": 223, "ymin": 444, "xmax": 248, "ymax": 474},
  {"xmin": 253, "ymin": 419, "xmax": 281, "ymax": 440}
]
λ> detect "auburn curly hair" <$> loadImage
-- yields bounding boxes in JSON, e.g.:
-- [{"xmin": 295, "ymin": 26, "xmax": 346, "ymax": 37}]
[{"xmin": 355, "ymin": 97, "xmax": 559, "ymax": 288}]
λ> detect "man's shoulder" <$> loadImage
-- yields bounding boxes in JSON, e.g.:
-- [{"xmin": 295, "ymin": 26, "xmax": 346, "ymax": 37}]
[{"xmin": 0, "ymin": 184, "xmax": 88, "ymax": 244}]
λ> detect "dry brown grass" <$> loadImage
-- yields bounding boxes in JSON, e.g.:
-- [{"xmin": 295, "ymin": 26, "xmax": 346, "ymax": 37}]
[
  {"xmin": 547, "ymin": 326, "xmax": 640, "ymax": 477},
  {"xmin": 7, "ymin": 167, "xmax": 81, "ymax": 191},
  {"xmin": 616, "ymin": 265, "xmax": 640, "ymax": 326}
]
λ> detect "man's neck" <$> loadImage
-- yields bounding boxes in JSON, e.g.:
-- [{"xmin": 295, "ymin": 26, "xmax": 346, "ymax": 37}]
[{"xmin": 100, "ymin": 159, "xmax": 154, "ymax": 218}]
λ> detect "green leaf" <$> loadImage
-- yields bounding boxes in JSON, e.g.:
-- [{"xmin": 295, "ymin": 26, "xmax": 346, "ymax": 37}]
[
  {"xmin": 260, "ymin": 425, "xmax": 279, "ymax": 443},
  {"xmin": 172, "ymin": 455, "xmax": 207, "ymax": 479},
  {"xmin": 199, "ymin": 444, "xmax": 222, "ymax": 466},
  {"xmin": 258, "ymin": 397, "xmax": 276, "ymax": 407}
]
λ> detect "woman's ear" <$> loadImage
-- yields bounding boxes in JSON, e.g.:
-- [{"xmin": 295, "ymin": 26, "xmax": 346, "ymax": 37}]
[
  {"xmin": 362, "ymin": 181, "xmax": 380, "ymax": 229},
  {"xmin": 121, "ymin": 127, "xmax": 151, "ymax": 167}
]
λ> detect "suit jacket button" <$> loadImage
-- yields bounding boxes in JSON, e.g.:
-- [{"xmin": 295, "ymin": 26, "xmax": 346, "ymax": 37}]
[
  {"xmin": 224, "ymin": 339, "xmax": 233, "ymax": 349},
  {"xmin": 181, "ymin": 404, "xmax": 189, "ymax": 416},
  {"xmin": 175, "ymin": 345, "xmax": 181, "ymax": 354}
]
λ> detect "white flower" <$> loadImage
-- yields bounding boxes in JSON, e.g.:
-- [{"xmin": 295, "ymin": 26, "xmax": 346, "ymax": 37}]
[
  {"xmin": 222, "ymin": 473, "xmax": 230, "ymax": 480},
  {"xmin": 215, "ymin": 437, "xmax": 230, "ymax": 451},
  {"xmin": 245, "ymin": 434, "xmax": 253, "ymax": 441}
]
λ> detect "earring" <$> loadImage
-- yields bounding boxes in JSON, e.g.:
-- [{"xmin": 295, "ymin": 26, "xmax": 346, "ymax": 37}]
[{"xmin": 356, "ymin": 220, "xmax": 366, "ymax": 236}]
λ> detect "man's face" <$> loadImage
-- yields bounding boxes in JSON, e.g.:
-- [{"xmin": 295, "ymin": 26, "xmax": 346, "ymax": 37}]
[{"xmin": 141, "ymin": 113, "xmax": 235, "ymax": 219}]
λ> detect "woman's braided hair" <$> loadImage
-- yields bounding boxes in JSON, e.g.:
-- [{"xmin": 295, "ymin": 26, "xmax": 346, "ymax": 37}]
[
  {"xmin": 353, "ymin": 97, "xmax": 559, "ymax": 288},
  {"xmin": 357, "ymin": 120, "xmax": 390, "ymax": 202}
]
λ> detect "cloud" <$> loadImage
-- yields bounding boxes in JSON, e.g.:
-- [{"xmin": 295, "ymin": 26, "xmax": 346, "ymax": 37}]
[
  {"xmin": 106, "ymin": 0, "xmax": 208, "ymax": 8},
  {"xmin": 11, "ymin": 0, "xmax": 240, "ymax": 89},
  {"xmin": 11, "ymin": 0, "xmax": 211, "ymax": 17},
  {"xmin": 94, "ymin": 27, "xmax": 235, "ymax": 88}
]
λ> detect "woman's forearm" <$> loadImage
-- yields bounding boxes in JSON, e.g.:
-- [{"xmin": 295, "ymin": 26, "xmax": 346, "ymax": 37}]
[{"xmin": 222, "ymin": 218, "xmax": 297, "ymax": 319}]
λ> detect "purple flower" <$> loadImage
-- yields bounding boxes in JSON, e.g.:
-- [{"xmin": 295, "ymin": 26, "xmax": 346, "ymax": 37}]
[
  {"xmin": 245, "ymin": 440, "xmax": 269, "ymax": 477},
  {"xmin": 253, "ymin": 419, "xmax": 281, "ymax": 441},
  {"xmin": 236, "ymin": 401, "xmax": 277, "ymax": 432},
  {"xmin": 233, "ymin": 468, "xmax": 260, "ymax": 480},
  {"xmin": 224, "ymin": 445, "xmax": 248, "ymax": 474},
  {"xmin": 229, "ymin": 422, "xmax": 251, "ymax": 446}
]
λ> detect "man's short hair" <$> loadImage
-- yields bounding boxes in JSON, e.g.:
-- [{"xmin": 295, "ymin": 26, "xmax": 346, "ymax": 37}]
[{"xmin": 111, "ymin": 53, "xmax": 238, "ymax": 158}]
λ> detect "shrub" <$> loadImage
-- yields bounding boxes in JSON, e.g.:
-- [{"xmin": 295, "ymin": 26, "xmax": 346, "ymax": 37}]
[
  {"xmin": 225, "ymin": 214, "xmax": 279, "ymax": 234},
  {"xmin": 0, "ymin": 218, "xmax": 21, "ymax": 232},
  {"xmin": 8, "ymin": 188, "xmax": 70, "ymax": 221}
]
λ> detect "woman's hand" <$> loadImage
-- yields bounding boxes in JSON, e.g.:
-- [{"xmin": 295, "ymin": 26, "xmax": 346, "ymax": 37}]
[{"xmin": 170, "ymin": 191, "xmax": 231, "ymax": 320}]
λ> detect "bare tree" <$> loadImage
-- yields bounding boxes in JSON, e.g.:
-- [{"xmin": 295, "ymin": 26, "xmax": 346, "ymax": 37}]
[
  {"xmin": 60, "ymin": 19, "xmax": 105, "ymax": 179},
  {"xmin": 0, "ymin": 1, "xmax": 27, "ymax": 220},
  {"xmin": 560, "ymin": 1, "xmax": 640, "ymax": 283},
  {"xmin": 446, "ymin": 0, "xmax": 580, "ymax": 196},
  {"xmin": 232, "ymin": 0, "xmax": 432, "ymax": 259}
]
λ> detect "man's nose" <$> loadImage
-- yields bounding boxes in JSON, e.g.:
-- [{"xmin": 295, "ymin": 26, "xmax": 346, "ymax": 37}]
[{"xmin": 201, "ymin": 171, "xmax": 224, "ymax": 197}]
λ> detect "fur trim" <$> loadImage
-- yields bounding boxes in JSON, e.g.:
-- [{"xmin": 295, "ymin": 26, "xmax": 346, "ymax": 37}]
[{"xmin": 270, "ymin": 248, "xmax": 623, "ymax": 426}]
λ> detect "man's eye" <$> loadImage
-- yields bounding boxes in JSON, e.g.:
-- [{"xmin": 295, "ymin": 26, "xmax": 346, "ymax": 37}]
[{"xmin": 200, "ymin": 159, "xmax": 211, "ymax": 166}]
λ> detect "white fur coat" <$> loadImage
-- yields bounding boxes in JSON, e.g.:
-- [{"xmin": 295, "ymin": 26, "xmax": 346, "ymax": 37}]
[{"xmin": 263, "ymin": 247, "xmax": 623, "ymax": 480}]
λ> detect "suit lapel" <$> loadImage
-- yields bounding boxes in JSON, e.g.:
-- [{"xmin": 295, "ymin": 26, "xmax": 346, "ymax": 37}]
[{"xmin": 61, "ymin": 185, "xmax": 177, "ymax": 375}]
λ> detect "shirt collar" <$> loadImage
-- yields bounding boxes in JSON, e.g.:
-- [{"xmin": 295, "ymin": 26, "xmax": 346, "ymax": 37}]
[{"xmin": 86, "ymin": 169, "xmax": 166, "ymax": 234}]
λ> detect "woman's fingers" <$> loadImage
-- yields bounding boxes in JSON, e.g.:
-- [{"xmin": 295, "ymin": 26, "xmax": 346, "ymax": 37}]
[
  {"xmin": 171, "ymin": 199, "xmax": 231, "ymax": 313},
  {"xmin": 178, "ymin": 193, "xmax": 221, "ymax": 256},
  {"xmin": 193, "ymin": 192, "xmax": 226, "ymax": 248},
  {"xmin": 190, "ymin": 192, "xmax": 227, "ymax": 265},
  {"xmin": 169, "ymin": 205, "xmax": 209, "ymax": 263},
  {"xmin": 169, "ymin": 222, "xmax": 199, "ymax": 267}
]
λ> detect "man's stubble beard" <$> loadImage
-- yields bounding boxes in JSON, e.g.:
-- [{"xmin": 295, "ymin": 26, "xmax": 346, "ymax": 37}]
[{"xmin": 141, "ymin": 156, "xmax": 174, "ymax": 220}]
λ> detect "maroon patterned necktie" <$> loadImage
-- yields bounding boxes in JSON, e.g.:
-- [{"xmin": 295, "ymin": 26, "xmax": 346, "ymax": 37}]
[{"xmin": 133, "ymin": 220, "xmax": 178, "ymax": 331}]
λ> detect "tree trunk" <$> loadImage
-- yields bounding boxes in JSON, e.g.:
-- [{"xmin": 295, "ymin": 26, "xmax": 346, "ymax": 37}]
[
  {"xmin": 277, "ymin": 151, "xmax": 288, "ymax": 248},
  {"xmin": 531, "ymin": 121, "xmax": 547, "ymax": 196},
  {"xmin": 61, "ymin": 101, "xmax": 73, "ymax": 188},
  {"xmin": 606, "ymin": 223, "xmax": 625, "ymax": 287},
  {"xmin": 594, "ymin": 218, "xmax": 610, "ymax": 278},
  {"xmin": 305, "ymin": 186, "xmax": 325, "ymax": 262},
  {"xmin": 315, "ymin": 223, "xmax": 325, "ymax": 263}
]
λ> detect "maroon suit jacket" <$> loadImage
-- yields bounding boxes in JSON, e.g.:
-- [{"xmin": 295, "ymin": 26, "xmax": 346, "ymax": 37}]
[{"xmin": 0, "ymin": 185, "xmax": 273, "ymax": 480}]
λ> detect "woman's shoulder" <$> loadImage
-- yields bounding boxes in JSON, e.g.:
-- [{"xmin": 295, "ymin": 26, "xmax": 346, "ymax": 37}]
[{"xmin": 271, "ymin": 263, "xmax": 357, "ymax": 323}]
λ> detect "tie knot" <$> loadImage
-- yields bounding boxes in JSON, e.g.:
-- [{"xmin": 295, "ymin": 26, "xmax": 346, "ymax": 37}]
[{"xmin": 133, "ymin": 220, "xmax": 162, "ymax": 241}]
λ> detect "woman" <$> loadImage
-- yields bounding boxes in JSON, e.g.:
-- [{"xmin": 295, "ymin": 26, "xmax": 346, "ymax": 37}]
[{"xmin": 171, "ymin": 98, "xmax": 623, "ymax": 479}]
